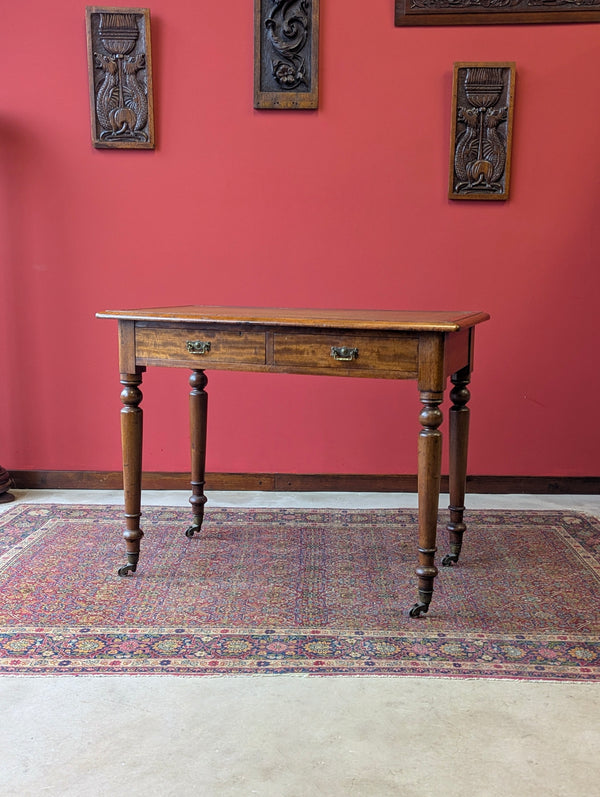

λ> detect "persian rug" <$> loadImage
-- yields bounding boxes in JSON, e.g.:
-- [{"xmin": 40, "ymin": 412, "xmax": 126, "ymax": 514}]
[{"xmin": 0, "ymin": 504, "xmax": 598, "ymax": 680}]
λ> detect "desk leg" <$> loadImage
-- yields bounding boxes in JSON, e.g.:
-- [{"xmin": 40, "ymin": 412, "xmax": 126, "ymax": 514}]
[
  {"xmin": 118, "ymin": 372, "xmax": 144, "ymax": 576},
  {"xmin": 409, "ymin": 390, "xmax": 443, "ymax": 618},
  {"xmin": 442, "ymin": 367, "xmax": 471, "ymax": 567},
  {"xmin": 185, "ymin": 370, "xmax": 208, "ymax": 538}
]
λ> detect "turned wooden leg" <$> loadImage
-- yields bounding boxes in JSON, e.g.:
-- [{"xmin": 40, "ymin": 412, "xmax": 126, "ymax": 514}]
[
  {"xmin": 442, "ymin": 367, "xmax": 471, "ymax": 567},
  {"xmin": 409, "ymin": 390, "xmax": 443, "ymax": 618},
  {"xmin": 118, "ymin": 372, "xmax": 144, "ymax": 575},
  {"xmin": 185, "ymin": 370, "xmax": 208, "ymax": 538}
]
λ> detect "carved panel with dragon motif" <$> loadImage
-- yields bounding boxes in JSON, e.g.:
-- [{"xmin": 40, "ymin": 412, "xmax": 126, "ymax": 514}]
[
  {"xmin": 449, "ymin": 63, "xmax": 516, "ymax": 201},
  {"xmin": 396, "ymin": 0, "xmax": 600, "ymax": 26},
  {"xmin": 254, "ymin": 0, "xmax": 319, "ymax": 109},
  {"xmin": 86, "ymin": 7, "xmax": 155, "ymax": 149}
]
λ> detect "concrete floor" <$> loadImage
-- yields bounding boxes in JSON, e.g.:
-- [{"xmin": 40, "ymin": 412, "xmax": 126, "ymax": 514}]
[{"xmin": 1, "ymin": 490, "xmax": 599, "ymax": 797}]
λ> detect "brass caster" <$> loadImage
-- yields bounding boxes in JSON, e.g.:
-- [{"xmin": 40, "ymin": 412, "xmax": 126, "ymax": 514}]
[
  {"xmin": 117, "ymin": 562, "xmax": 137, "ymax": 576},
  {"xmin": 409, "ymin": 602, "xmax": 429, "ymax": 618},
  {"xmin": 441, "ymin": 553, "xmax": 459, "ymax": 567},
  {"xmin": 185, "ymin": 524, "xmax": 200, "ymax": 538}
]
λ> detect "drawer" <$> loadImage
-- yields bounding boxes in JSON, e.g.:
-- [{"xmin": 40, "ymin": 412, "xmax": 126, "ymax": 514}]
[
  {"xmin": 272, "ymin": 332, "xmax": 418, "ymax": 377},
  {"xmin": 135, "ymin": 325, "xmax": 266, "ymax": 367}
]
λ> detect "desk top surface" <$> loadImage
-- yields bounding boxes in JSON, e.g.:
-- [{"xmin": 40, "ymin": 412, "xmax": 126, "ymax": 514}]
[{"xmin": 97, "ymin": 306, "xmax": 490, "ymax": 332}]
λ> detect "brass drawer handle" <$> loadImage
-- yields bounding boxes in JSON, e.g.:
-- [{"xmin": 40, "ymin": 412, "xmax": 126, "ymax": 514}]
[
  {"xmin": 331, "ymin": 346, "xmax": 359, "ymax": 362},
  {"xmin": 186, "ymin": 340, "xmax": 211, "ymax": 355}
]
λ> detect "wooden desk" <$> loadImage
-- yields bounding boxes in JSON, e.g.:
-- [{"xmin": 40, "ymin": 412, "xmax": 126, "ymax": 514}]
[{"xmin": 97, "ymin": 306, "xmax": 490, "ymax": 617}]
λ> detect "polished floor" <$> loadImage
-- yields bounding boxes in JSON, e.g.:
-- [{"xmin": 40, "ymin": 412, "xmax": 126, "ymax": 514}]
[{"xmin": 1, "ymin": 490, "xmax": 599, "ymax": 797}]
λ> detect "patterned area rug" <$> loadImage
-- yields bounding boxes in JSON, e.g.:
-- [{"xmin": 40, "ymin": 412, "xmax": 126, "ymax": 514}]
[{"xmin": 1, "ymin": 504, "xmax": 599, "ymax": 679}]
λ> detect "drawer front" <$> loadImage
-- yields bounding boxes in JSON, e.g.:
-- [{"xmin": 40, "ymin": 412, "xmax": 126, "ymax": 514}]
[
  {"xmin": 272, "ymin": 332, "xmax": 418, "ymax": 377},
  {"xmin": 135, "ymin": 326, "xmax": 266, "ymax": 367}
]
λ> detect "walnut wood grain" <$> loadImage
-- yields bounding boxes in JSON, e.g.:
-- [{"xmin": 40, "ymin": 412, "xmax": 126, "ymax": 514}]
[
  {"xmin": 98, "ymin": 306, "xmax": 491, "ymax": 616},
  {"xmin": 272, "ymin": 332, "xmax": 418, "ymax": 378},
  {"xmin": 98, "ymin": 306, "xmax": 490, "ymax": 332},
  {"xmin": 135, "ymin": 325, "xmax": 266, "ymax": 369}
]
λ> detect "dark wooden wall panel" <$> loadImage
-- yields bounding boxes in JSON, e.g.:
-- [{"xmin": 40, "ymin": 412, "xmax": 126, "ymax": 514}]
[
  {"xmin": 86, "ymin": 6, "xmax": 155, "ymax": 148},
  {"xmin": 10, "ymin": 471, "xmax": 600, "ymax": 494},
  {"xmin": 395, "ymin": 0, "xmax": 600, "ymax": 26},
  {"xmin": 449, "ymin": 62, "xmax": 515, "ymax": 201},
  {"xmin": 254, "ymin": 0, "xmax": 319, "ymax": 109}
]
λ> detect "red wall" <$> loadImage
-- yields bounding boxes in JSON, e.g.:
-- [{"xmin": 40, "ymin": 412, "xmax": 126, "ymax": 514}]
[{"xmin": 2, "ymin": 1, "xmax": 599, "ymax": 478}]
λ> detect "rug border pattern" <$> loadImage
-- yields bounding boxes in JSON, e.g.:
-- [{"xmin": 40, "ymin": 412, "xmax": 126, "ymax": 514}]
[{"xmin": 0, "ymin": 504, "xmax": 598, "ymax": 680}]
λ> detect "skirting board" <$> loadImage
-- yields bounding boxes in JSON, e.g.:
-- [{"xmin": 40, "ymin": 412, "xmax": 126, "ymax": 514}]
[{"xmin": 9, "ymin": 471, "xmax": 600, "ymax": 494}]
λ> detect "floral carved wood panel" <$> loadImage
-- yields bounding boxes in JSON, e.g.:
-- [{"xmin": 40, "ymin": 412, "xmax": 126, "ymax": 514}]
[
  {"xmin": 254, "ymin": 0, "xmax": 320, "ymax": 109},
  {"xmin": 449, "ymin": 63, "xmax": 516, "ymax": 201},
  {"xmin": 86, "ymin": 7, "xmax": 155, "ymax": 149}
]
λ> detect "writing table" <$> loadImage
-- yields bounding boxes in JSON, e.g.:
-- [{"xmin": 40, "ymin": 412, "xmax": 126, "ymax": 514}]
[{"xmin": 97, "ymin": 306, "xmax": 490, "ymax": 617}]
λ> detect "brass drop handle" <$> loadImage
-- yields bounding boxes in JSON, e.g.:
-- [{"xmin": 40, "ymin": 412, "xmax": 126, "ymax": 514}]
[
  {"xmin": 331, "ymin": 346, "xmax": 359, "ymax": 362},
  {"xmin": 186, "ymin": 340, "xmax": 211, "ymax": 355}
]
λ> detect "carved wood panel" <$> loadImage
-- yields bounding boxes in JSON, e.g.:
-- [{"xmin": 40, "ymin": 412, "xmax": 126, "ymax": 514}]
[
  {"xmin": 449, "ymin": 63, "xmax": 516, "ymax": 201},
  {"xmin": 395, "ymin": 0, "xmax": 600, "ymax": 26},
  {"xmin": 86, "ymin": 7, "xmax": 155, "ymax": 149},
  {"xmin": 254, "ymin": 0, "xmax": 319, "ymax": 109}
]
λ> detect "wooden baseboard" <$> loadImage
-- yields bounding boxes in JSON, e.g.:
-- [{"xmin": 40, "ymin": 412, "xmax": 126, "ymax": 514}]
[{"xmin": 8, "ymin": 470, "xmax": 600, "ymax": 494}]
